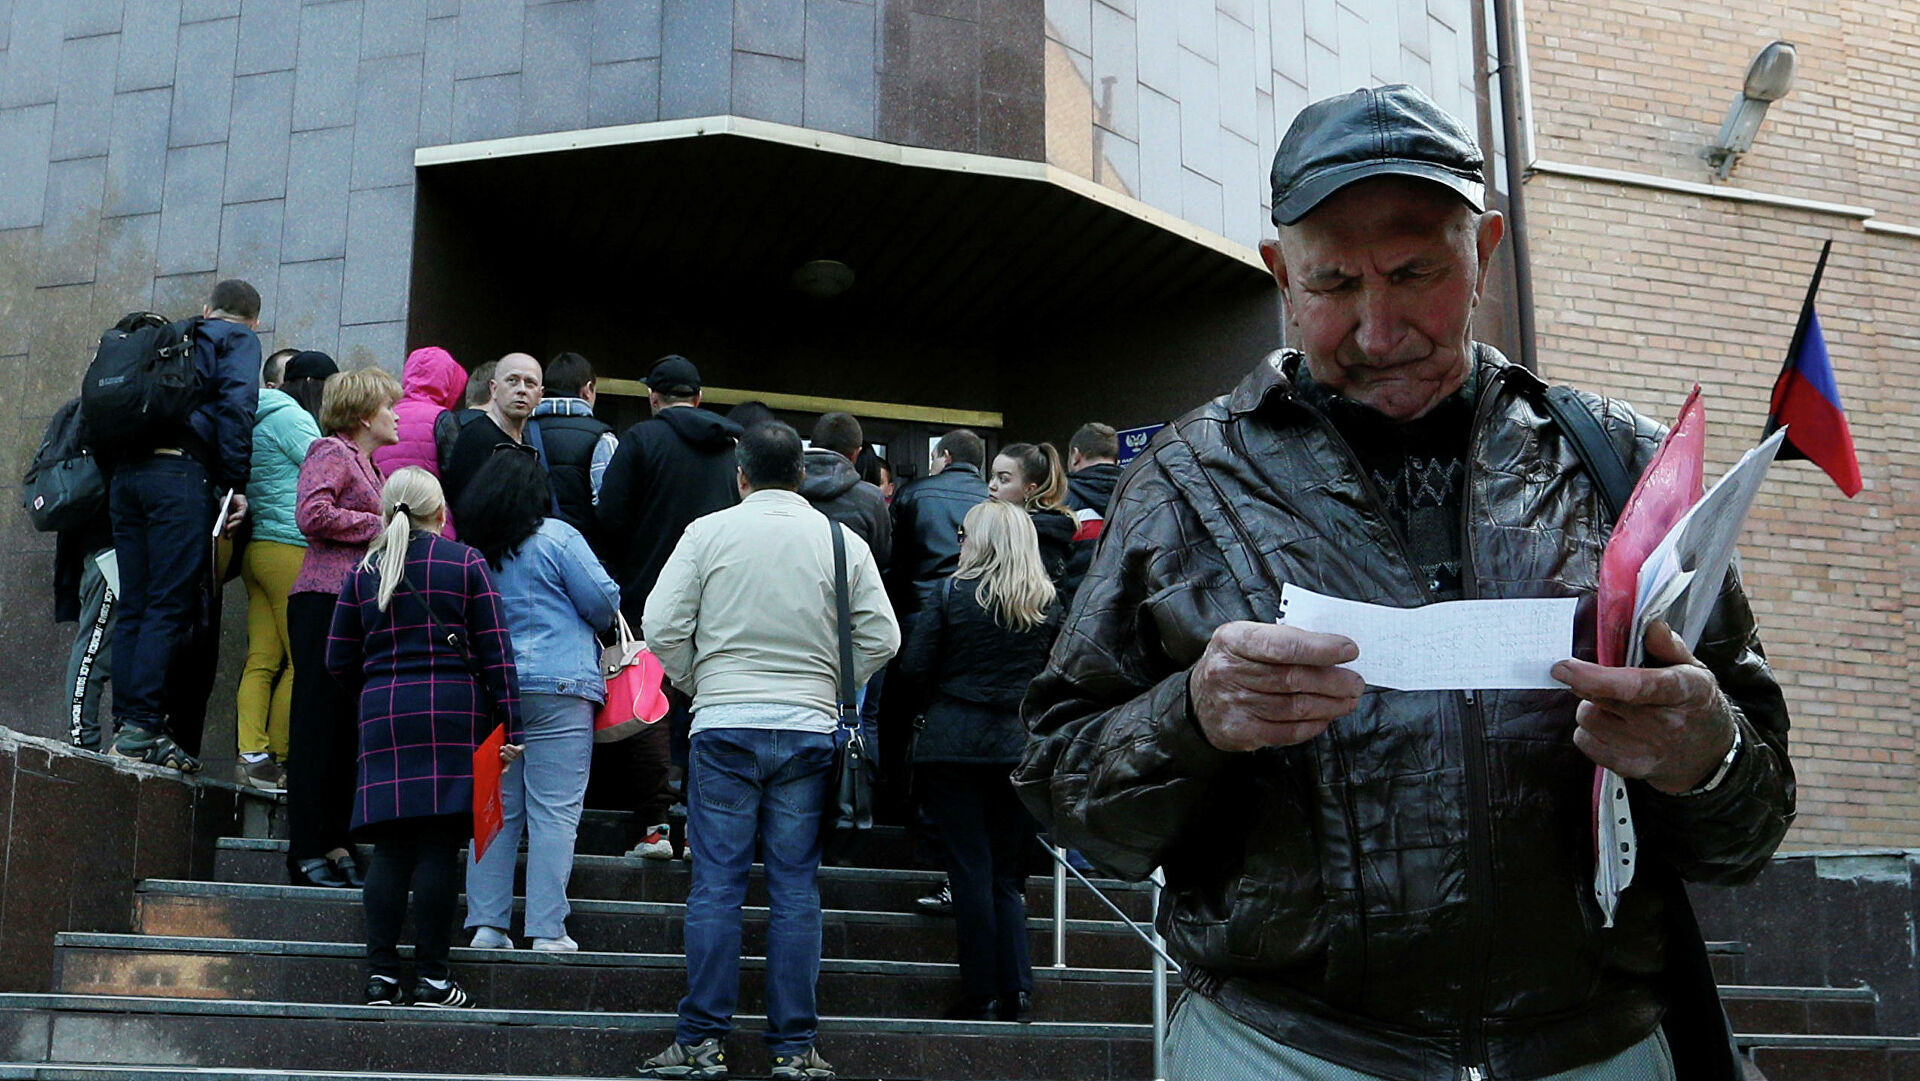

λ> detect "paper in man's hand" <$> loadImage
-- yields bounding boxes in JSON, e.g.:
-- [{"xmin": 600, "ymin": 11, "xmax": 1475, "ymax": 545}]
[{"xmin": 1278, "ymin": 583, "xmax": 1578, "ymax": 691}]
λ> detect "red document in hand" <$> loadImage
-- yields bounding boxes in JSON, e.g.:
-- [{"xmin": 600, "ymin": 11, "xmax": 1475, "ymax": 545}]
[{"xmin": 472, "ymin": 724, "xmax": 506, "ymax": 862}]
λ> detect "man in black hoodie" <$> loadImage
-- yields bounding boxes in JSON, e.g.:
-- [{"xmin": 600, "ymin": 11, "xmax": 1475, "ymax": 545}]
[
  {"xmin": 1060, "ymin": 422, "xmax": 1124, "ymax": 609},
  {"xmin": 595, "ymin": 355, "xmax": 743, "ymax": 858},
  {"xmin": 798, "ymin": 412, "xmax": 890, "ymax": 569}
]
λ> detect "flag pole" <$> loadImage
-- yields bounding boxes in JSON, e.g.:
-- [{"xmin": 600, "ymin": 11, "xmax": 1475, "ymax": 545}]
[{"xmin": 1765, "ymin": 239, "xmax": 1833, "ymax": 437}]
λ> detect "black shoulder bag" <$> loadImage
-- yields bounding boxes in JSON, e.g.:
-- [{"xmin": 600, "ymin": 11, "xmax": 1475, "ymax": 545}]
[
  {"xmin": 1536, "ymin": 385, "xmax": 1743, "ymax": 1081},
  {"xmin": 821, "ymin": 519, "xmax": 875, "ymax": 865}
]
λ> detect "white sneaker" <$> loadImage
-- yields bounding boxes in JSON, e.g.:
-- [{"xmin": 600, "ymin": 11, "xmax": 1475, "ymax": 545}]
[
  {"xmin": 626, "ymin": 823, "xmax": 673, "ymax": 860},
  {"xmin": 531, "ymin": 934, "xmax": 578, "ymax": 952},
  {"xmin": 469, "ymin": 927, "xmax": 515, "ymax": 949}
]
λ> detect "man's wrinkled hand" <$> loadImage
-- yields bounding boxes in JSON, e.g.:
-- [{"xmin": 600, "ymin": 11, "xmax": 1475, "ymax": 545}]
[
  {"xmin": 1552, "ymin": 621, "xmax": 1737, "ymax": 794},
  {"xmin": 1190, "ymin": 622, "xmax": 1365, "ymax": 752},
  {"xmin": 223, "ymin": 493, "xmax": 249, "ymax": 533}
]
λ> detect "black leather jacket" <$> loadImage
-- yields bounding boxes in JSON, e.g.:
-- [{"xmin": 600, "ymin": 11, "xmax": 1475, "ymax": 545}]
[
  {"xmin": 1015, "ymin": 348, "xmax": 1794, "ymax": 1080},
  {"xmin": 887, "ymin": 462, "xmax": 988, "ymax": 616}
]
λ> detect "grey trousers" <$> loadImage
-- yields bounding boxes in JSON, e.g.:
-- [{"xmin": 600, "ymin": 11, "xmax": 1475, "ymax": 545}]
[
  {"xmin": 1167, "ymin": 992, "xmax": 1676, "ymax": 1081},
  {"xmin": 64, "ymin": 551, "xmax": 116, "ymax": 749}
]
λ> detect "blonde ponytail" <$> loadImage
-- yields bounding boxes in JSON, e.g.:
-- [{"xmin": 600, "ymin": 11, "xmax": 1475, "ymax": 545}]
[
  {"xmin": 1001, "ymin": 441, "xmax": 1075, "ymax": 520},
  {"xmin": 359, "ymin": 466, "xmax": 447, "ymax": 611}
]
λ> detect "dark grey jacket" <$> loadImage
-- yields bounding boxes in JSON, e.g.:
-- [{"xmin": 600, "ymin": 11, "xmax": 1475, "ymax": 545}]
[
  {"xmin": 799, "ymin": 448, "xmax": 891, "ymax": 570},
  {"xmin": 1014, "ymin": 347, "xmax": 1794, "ymax": 1080}
]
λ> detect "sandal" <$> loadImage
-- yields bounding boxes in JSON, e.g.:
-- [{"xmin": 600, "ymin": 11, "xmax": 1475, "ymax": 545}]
[{"xmin": 112, "ymin": 727, "xmax": 202, "ymax": 773}]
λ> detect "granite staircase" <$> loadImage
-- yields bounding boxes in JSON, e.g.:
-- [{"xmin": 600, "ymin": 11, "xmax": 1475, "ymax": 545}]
[{"xmin": 0, "ymin": 807, "xmax": 1914, "ymax": 1080}]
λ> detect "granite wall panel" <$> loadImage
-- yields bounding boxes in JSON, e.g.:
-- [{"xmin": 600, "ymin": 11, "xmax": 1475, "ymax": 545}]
[
  {"xmin": 292, "ymin": 1, "xmax": 362, "ymax": 131},
  {"xmin": 0, "ymin": 105, "xmax": 57, "ymax": 230},
  {"xmin": 660, "ymin": 0, "xmax": 733, "ymax": 118},
  {"xmin": 521, "ymin": 1, "xmax": 595, "ymax": 134},
  {"xmin": 116, "ymin": 0, "xmax": 182, "ymax": 93},
  {"xmin": 154, "ymin": 142, "xmax": 227, "ymax": 275},
  {"xmin": 280, "ymin": 126, "xmax": 354, "ymax": 262},
  {"xmin": 168, "ymin": 14, "xmax": 237, "ymax": 149},
  {"xmin": 735, "ymin": 0, "xmax": 805, "ymax": 60},
  {"xmin": 63, "ymin": 1, "xmax": 124, "ymax": 41},
  {"xmin": 589, "ymin": 57, "xmax": 662, "ymax": 128},
  {"xmin": 351, "ymin": 56, "xmax": 425, "ymax": 191},
  {"xmin": 340, "ymin": 185, "xmax": 415, "ymax": 327},
  {"xmin": 40, "ymin": 157, "xmax": 108, "ymax": 289},
  {"xmin": 800, "ymin": 0, "xmax": 874, "ymax": 137},
  {"xmin": 456, "ymin": 0, "xmax": 527, "ymax": 80},
  {"xmin": 732, "ymin": 50, "xmax": 806, "ymax": 126},
  {"xmin": 2, "ymin": 2, "xmax": 66, "ymax": 109},
  {"xmin": 592, "ymin": 0, "xmax": 664, "ymax": 63},
  {"xmin": 450, "ymin": 72, "xmax": 523, "ymax": 143},
  {"xmin": 225, "ymin": 70, "xmax": 295, "ymax": 203},
  {"xmin": 234, "ymin": 0, "xmax": 298, "ymax": 77},
  {"xmin": 361, "ymin": 0, "xmax": 427, "ymax": 61},
  {"xmin": 50, "ymin": 34, "xmax": 120, "ymax": 163}
]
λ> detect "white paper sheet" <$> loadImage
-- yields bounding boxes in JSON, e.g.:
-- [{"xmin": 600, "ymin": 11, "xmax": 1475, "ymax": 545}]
[{"xmin": 1277, "ymin": 584, "xmax": 1578, "ymax": 691}]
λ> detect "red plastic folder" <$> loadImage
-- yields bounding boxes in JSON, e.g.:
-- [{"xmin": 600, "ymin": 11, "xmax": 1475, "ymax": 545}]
[{"xmin": 472, "ymin": 725, "xmax": 506, "ymax": 862}]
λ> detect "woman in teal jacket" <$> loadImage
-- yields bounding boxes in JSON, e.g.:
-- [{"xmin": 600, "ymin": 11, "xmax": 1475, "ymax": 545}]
[{"xmin": 235, "ymin": 351, "xmax": 333, "ymax": 790}]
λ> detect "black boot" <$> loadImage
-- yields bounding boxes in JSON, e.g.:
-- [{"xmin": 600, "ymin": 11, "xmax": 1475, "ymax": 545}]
[
  {"xmin": 996, "ymin": 991, "xmax": 1032, "ymax": 1023},
  {"xmin": 290, "ymin": 857, "xmax": 350, "ymax": 889}
]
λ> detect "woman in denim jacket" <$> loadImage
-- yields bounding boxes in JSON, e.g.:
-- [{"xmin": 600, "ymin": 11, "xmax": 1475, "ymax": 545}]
[{"xmin": 454, "ymin": 445, "xmax": 620, "ymax": 951}]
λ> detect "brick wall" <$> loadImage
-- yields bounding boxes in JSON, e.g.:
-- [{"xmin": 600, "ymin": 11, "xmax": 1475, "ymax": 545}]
[{"xmin": 1525, "ymin": 0, "xmax": 1920, "ymax": 848}]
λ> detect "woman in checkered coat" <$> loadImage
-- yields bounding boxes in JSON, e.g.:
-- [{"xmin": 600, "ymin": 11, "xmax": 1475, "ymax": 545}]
[{"xmin": 326, "ymin": 465, "xmax": 523, "ymax": 1009}]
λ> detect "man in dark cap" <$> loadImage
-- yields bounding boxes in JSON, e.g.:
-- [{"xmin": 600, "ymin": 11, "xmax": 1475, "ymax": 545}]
[
  {"xmin": 596, "ymin": 354, "xmax": 743, "ymax": 860},
  {"xmin": 1015, "ymin": 86, "xmax": 1792, "ymax": 1080}
]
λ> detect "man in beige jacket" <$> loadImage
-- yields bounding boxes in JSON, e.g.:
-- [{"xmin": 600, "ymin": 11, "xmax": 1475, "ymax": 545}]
[{"xmin": 640, "ymin": 421, "xmax": 898, "ymax": 1081}]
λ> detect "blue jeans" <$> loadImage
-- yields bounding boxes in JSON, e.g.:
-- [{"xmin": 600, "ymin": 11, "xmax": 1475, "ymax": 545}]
[
  {"xmin": 678, "ymin": 726, "xmax": 836, "ymax": 1054},
  {"xmin": 108, "ymin": 455, "xmax": 214, "ymax": 732},
  {"xmin": 465, "ymin": 692, "xmax": 594, "ymax": 940}
]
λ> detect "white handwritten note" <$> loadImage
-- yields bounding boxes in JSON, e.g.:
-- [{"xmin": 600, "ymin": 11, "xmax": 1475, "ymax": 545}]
[{"xmin": 1277, "ymin": 583, "xmax": 1578, "ymax": 691}]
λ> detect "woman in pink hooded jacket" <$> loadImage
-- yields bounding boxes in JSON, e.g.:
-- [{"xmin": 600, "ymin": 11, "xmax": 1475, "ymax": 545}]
[{"xmin": 374, "ymin": 346, "xmax": 468, "ymax": 537}]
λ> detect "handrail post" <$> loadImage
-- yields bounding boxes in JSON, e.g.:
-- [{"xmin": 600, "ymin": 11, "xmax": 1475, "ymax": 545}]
[
  {"xmin": 1052, "ymin": 845, "xmax": 1068, "ymax": 969},
  {"xmin": 1151, "ymin": 868, "xmax": 1169, "ymax": 1081}
]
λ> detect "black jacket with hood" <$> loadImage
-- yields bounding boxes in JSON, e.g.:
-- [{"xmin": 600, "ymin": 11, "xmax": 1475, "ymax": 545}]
[
  {"xmin": 799, "ymin": 448, "xmax": 891, "ymax": 570},
  {"xmin": 598, "ymin": 405, "xmax": 742, "ymax": 620}
]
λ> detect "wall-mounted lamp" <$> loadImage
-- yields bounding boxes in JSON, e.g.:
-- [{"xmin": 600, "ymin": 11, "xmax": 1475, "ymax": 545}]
[
  {"xmin": 1705, "ymin": 41, "xmax": 1797, "ymax": 181},
  {"xmin": 791, "ymin": 259, "xmax": 855, "ymax": 299}
]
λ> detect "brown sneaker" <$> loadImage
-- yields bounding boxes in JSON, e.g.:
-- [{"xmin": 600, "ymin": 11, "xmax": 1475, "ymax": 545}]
[{"xmin": 236, "ymin": 755, "xmax": 285, "ymax": 791}]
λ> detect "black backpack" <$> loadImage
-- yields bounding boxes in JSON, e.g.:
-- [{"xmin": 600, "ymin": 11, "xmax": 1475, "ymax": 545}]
[
  {"xmin": 79, "ymin": 312, "xmax": 202, "ymax": 457},
  {"xmin": 22, "ymin": 397, "xmax": 106, "ymax": 533}
]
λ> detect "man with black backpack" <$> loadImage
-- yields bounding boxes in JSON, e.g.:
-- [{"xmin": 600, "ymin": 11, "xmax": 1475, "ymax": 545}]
[{"xmin": 84, "ymin": 279, "xmax": 263, "ymax": 772}]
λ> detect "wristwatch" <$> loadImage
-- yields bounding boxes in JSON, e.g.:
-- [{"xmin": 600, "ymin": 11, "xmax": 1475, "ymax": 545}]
[{"xmin": 1679, "ymin": 723, "xmax": 1743, "ymax": 797}]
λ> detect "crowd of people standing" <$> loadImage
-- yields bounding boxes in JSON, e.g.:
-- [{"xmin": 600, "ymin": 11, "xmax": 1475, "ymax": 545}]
[{"xmin": 43, "ymin": 277, "xmax": 1129, "ymax": 1076}]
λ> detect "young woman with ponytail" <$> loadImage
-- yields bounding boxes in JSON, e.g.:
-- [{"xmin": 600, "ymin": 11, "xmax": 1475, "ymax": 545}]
[
  {"xmin": 897, "ymin": 500, "xmax": 1061, "ymax": 1023},
  {"xmin": 325, "ymin": 466, "xmax": 523, "ymax": 1009},
  {"xmin": 285, "ymin": 367, "xmax": 401, "ymax": 889},
  {"xmin": 986, "ymin": 441, "xmax": 1076, "ymax": 585}
]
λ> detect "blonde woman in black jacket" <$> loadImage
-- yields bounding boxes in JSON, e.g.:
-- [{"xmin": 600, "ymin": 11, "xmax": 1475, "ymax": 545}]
[{"xmin": 898, "ymin": 499, "xmax": 1060, "ymax": 1024}]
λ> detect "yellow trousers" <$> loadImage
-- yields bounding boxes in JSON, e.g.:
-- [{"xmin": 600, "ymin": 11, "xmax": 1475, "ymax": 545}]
[{"xmin": 236, "ymin": 539, "xmax": 304, "ymax": 759}]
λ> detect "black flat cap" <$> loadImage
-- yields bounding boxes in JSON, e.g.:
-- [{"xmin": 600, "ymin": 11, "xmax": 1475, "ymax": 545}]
[
  {"xmin": 282, "ymin": 350, "xmax": 338, "ymax": 382},
  {"xmin": 1270, "ymin": 84, "xmax": 1485, "ymax": 225},
  {"xmin": 644, "ymin": 354, "xmax": 701, "ymax": 395}
]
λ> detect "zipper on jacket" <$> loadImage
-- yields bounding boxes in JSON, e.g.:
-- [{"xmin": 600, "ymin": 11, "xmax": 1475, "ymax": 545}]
[{"xmin": 1454, "ymin": 363, "xmax": 1508, "ymax": 1075}]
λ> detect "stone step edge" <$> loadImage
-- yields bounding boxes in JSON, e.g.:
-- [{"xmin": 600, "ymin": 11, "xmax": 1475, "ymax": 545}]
[
  {"xmin": 134, "ymin": 880, "xmax": 1148, "ymax": 934},
  {"xmin": 0, "ymin": 1068, "xmax": 627, "ymax": 1081},
  {"xmin": 53, "ymin": 932, "xmax": 1157, "ymax": 982},
  {"xmin": 0, "ymin": 994, "xmax": 1150, "ymax": 1038},
  {"xmin": 215, "ymin": 837, "xmax": 1150, "ymax": 893},
  {"xmin": 1735, "ymin": 1032, "xmax": 1920, "ymax": 1048}
]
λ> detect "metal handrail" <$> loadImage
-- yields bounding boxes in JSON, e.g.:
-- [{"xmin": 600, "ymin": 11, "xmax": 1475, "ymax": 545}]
[{"xmin": 1043, "ymin": 843, "xmax": 1175, "ymax": 1081}]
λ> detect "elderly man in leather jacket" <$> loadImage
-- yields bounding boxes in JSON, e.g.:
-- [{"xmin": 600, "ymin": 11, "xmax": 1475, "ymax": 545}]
[{"xmin": 1015, "ymin": 85, "xmax": 1793, "ymax": 1081}]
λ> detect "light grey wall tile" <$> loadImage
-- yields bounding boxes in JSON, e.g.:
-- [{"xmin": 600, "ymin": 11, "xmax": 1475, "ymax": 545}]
[
  {"xmin": 182, "ymin": 0, "xmax": 242, "ymax": 24},
  {"xmin": 1177, "ymin": 47, "xmax": 1219, "ymax": 180},
  {"xmin": 456, "ymin": 0, "xmax": 526, "ymax": 79},
  {"xmin": 117, "ymin": 0, "xmax": 182, "ymax": 92},
  {"xmin": 1397, "ymin": 0, "xmax": 1428, "ymax": 60},
  {"xmin": 1336, "ymin": 5, "xmax": 1369, "ymax": 89},
  {"xmin": 1177, "ymin": 0, "xmax": 1215, "ymax": 62},
  {"xmin": 51, "ymin": 34, "xmax": 120, "ymax": 162},
  {"xmin": 1302, "ymin": 0, "xmax": 1334, "ymax": 50},
  {"xmin": 593, "ymin": 0, "xmax": 663, "ymax": 62},
  {"xmin": 1089, "ymin": 2, "xmax": 1136, "ymax": 141},
  {"xmin": 170, "ymin": 15, "xmax": 239, "ymax": 148},
  {"xmin": 226, "ymin": 70, "xmax": 294, "ymax": 203},
  {"xmin": 418, "ymin": 15, "xmax": 457, "ymax": 145},
  {"xmin": 1219, "ymin": 128, "xmax": 1261, "ymax": 248},
  {"xmin": 1137, "ymin": 84, "xmax": 1180, "ymax": 214},
  {"xmin": 451, "ymin": 73, "xmax": 522, "ymax": 142},
  {"xmin": 736, "ymin": 0, "xmax": 803, "ymax": 60},
  {"xmin": 1045, "ymin": 0, "xmax": 1090, "ymax": 55},
  {"xmin": 802, "ymin": 0, "xmax": 875, "ymax": 138},
  {"xmin": 235, "ymin": 0, "xmax": 299, "ymax": 76},
  {"xmin": 104, "ymin": 89, "xmax": 171, "ymax": 217},
  {"xmin": 155, "ymin": 142, "xmax": 227, "ymax": 274},
  {"xmin": 337, "ymin": 319, "xmax": 408, "ymax": 374},
  {"xmin": 1269, "ymin": 0, "xmax": 1305, "ymax": 88},
  {"xmin": 4, "ymin": 1, "xmax": 66, "ymax": 107},
  {"xmin": 281, "ymin": 126, "xmax": 353, "ymax": 261},
  {"xmin": 215, "ymin": 196, "xmax": 282, "ymax": 314},
  {"xmin": 1135, "ymin": 0, "xmax": 1175, "ymax": 93},
  {"xmin": 41, "ymin": 156, "xmax": 107, "ymax": 286},
  {"xmin": 153, "ymin": 270, "xmax": 219, "ymax": 321},
  {"xmin": 1304, "ymin": 34, "xmax": 1337, "ymax": 97},
  {"xmin": 294, "ymin": 1, "xmax": 363, "ymax": 130},
  {"xmin": 1217, "ymin": 10, "xmax": 1254, "ymax": 139},
  {"xmin": 1094, "ymin": 125, "xmax": 1138, "ymax": 197},
  {"xmin": 63, "ymin": 1, "xmax": 123, "ymax": 40},
  {"xmin": 362, "ymin": 0, "xmax": 426, "ymax": 59},
  {"xmin": 341, "ymin": 184, "xmax": 414, "ymax": 326},
  {"xmin": 522, "ymin": 0, "xmax": 594, "ymax": 133},
  {"xmin": 1180, "ymin": 165, "xmax": 1222, "ymax": 234},
  {"xmin": 95, "ymin": 212, "xmax": 161, "ymax": 314},
  {"xmin": 1097, "ymin": 0, "xmax": 1134, "ymax": 15},
  {"xmin": 1398, "ymin": 45, "xmax": 1430, "ymax": 93},
  {"xmin": 353, "ymin": 55, "xmax": 424, "ymax": 189},
  {"xmin": 660, "ymin": 0, "xmax": 732, "ymax": 118},
  {"xmin": 274, "ymin": 257, "xmax": 343, "ymax": 355},
  {"xmin": 0, "ymin": 105, "xmax": 56, "ymax": 229},
  {"xmin": 1367, "ymin": 1, "xmax": 1404, "ymax": 83},
  {"xmin": 589, "ymin": 57, "xmax": 662, "ymax": 127},
  {"xmin": 1273, "ymin": 59, "xmax": 1307, "ymax": 121},
  {"xmin": 731, "ymin": 50, "xmax": 803, "ymax": 125}
]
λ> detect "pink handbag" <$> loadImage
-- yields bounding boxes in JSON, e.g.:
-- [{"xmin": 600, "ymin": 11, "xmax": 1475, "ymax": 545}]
[{"xmin": 594, "ymin": 613, "xmax": 670, "ymax": 742}]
